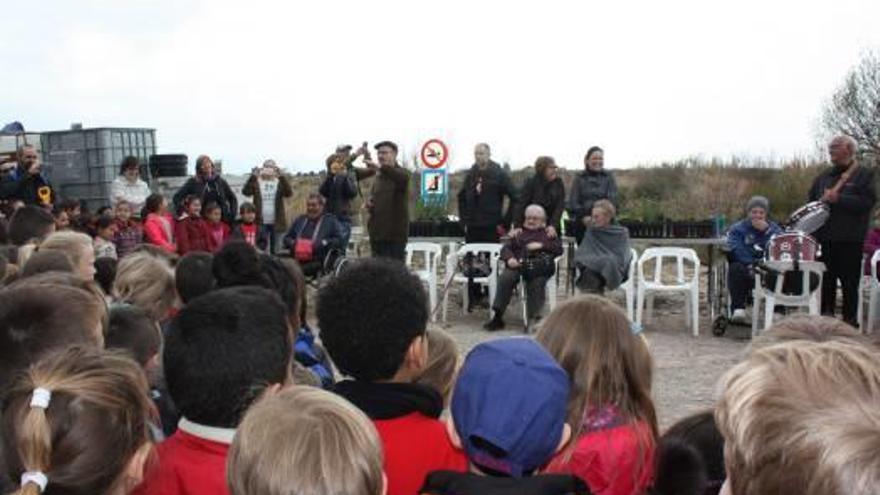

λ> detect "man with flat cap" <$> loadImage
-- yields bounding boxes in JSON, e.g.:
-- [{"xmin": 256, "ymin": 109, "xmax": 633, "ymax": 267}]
[{"xmin": 362, "ymin": 141, "xmax": 410, "ymax": 261}]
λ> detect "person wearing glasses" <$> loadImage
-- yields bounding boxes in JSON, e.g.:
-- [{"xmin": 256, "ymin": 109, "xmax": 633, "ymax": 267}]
[{"xmin": 485, "ymin": 204, "xmax": 563, "ymax": 332}]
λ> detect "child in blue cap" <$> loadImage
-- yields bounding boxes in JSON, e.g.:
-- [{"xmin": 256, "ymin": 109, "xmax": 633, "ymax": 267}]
[{"xmin": 420, "ymin": 337, "xmax": 591, "ymax": 495}]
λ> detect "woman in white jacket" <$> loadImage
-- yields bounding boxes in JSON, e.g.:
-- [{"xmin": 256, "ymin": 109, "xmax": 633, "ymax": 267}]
[{"xmin": 112, "ymin": 156, "xmax": 151, "ymax": 214}]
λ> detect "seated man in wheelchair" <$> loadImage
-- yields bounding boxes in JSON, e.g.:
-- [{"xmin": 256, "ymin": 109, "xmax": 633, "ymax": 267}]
[
  {"xmin": 727, "ymin": 196, "xmax": 781, "ymax": 324},
  {"xmin": 283, "ymin": 193, "xmax": 344, "ymax": 278},
  {"xmin": 574, "ymin": 199, "xmax": 632, "ymax": 294},
  {"xmin": 484, "ymin": 204, "xmax": 563, "ymax": 331}
]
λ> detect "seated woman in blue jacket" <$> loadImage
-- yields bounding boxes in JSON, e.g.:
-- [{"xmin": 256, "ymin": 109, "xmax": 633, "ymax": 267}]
[
  {"xmin": 283, "ymin": 193, "xmax": 343, "ymax": 277},
  {"xmin": 727, "ymin": 196, "xmax": 781, "ymax": 323}
]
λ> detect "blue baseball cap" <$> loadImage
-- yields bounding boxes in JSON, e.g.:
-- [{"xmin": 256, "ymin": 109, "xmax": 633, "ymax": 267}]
[{"xmin": 451, "ymin": 337, "xmax": 570, "ymax": 477}]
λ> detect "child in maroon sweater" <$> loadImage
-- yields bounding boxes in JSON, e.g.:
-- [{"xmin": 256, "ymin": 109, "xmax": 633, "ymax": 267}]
[{"xmin": 176, "ymin": 196, "xmax": 212, "ymax": 255}]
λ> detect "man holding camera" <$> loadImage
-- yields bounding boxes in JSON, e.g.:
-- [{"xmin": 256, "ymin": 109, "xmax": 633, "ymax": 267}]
[
  {"xmin": 319, "ymin": 143, "xmax": 374, "ymax": 251},
  {"xmin": 0, "ymin": 145, "xmax": 54, "ymax": 208}
]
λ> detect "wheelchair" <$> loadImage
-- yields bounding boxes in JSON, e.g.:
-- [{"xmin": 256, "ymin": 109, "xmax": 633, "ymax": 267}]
[{"xmin": 285, "ymin": 247, "xmax": 350, "ymax": 288}]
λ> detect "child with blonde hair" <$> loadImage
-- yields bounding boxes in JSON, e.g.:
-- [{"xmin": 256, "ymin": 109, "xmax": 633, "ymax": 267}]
[
  {"xmin": 114, "ymin": 251, "xmax": 176, "ymax": 324},
  {"xmin": 39, "ymin": 231, "xmax": 95, "ymax": 281},
  {"xmin": 536, "ymin": 295, "xmax": 657, "ymax": 495},
  {"xmin": 716, "ymin": 340, "xmax": 880, "ymax": 495},
  {"xmin": 228, "ymin": 386, "xmax": 385, "ymax": 495},
  {"xmin": 415, "ymin": 329, "xmax": 460, "ymax": 407},
  {"xmin": 2, "ymin": 347, "xmax": 154, "ymax": 495}
]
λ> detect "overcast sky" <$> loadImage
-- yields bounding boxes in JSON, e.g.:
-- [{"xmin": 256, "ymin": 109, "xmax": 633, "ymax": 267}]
[{"xmin": 3, "ymin": 0, "xmax": 879, "ymax": 173}]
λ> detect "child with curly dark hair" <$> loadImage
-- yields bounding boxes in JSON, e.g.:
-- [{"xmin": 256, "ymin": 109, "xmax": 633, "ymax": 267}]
[{"xmin": 317, "ymin": 258, "xmax": 467, "ymax": 495}]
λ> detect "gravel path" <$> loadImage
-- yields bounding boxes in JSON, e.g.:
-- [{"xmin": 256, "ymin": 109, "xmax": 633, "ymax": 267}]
[{"xmin": 435, "ymin": 290, "xmax": 750, "ymax": 430}]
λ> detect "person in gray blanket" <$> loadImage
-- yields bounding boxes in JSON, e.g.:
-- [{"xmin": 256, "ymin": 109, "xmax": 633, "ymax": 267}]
[{"xmin": 575, "ymin": 199, "xmax": 632, "ymax": 294}]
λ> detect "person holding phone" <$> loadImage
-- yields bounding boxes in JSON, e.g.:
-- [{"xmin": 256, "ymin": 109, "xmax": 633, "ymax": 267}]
[
  {"xmin": 0, "ymin": 144, "xmax": 55, "ymax": 208},
  {"xmin": 320, "ymin": 143, "xmax": 371, "ymax": 252},
  {"xmin": 242, "ymin": 159, "xmax": 293, "ymax": 254}
]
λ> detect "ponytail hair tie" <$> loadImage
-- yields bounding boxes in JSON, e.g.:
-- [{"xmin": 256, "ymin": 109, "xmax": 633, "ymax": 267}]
[
  {"xmin": 29, "ymin": 388, "xmax": 52, "ymax": 409},
  {"xmin": 21, "ymin": 471, "xmax": 48, "ymax": 492}
]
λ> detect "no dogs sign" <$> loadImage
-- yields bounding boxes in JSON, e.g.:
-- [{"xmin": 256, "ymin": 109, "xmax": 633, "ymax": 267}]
[{"xmin": 420, "ymin": 139, "xmax": 449, "ymax": 169}]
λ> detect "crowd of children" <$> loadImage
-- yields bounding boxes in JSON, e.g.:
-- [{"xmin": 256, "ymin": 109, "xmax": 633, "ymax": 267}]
[{"xmin": 2, "ymin": 160, "xmax": 880, "ymax": 495}]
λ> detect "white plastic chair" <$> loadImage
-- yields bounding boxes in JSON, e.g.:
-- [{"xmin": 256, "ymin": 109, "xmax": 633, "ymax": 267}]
[
  {"xmin": 442, "ymin": 243, "xmax": 503, "ymax": 322},
  {"xmin": 636, "ymin": 247, "xmax": 701, "ymax": 337},
  {"xmin": 406, "ymin": 242, "xmax": 443, "ymax": 322},
  {"xmin": 606, "ymin": 248, "xmax": 638, "ymax": 322},
  {"xmin": 751, "ymin": 260, "xmax": 824, "ymax": 336},
  {"xmin": 859, "ymin": 251, "xmax": 880, "ymax": 334},
  {"xmin": 517, "ymin": 256, "xmax": 563, "ymax": 329}
]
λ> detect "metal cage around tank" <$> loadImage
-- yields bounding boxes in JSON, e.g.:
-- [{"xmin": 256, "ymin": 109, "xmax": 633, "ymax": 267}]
[{"xmin": 40, "ymin": 127, "xmax": 157, "ymax": 210}]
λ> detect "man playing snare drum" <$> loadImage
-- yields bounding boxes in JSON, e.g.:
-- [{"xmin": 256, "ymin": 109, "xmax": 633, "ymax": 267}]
[
  {"xmin": 808, "ymin": 135, "xmax": 876, "ymax": 326},
  {"xmin": 727, "ymin": 196, "xmax": 781, "ymax": 324}
]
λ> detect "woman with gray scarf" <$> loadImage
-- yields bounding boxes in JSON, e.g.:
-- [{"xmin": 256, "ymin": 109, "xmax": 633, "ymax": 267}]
[{"xmin": 574, "ymin": 199, "xmax": 632, "ymax": 294}]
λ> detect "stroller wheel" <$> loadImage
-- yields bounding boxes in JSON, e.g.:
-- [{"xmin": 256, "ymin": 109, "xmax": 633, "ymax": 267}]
[{"xmin": 712, "ymin": 316, "xmax": 728, "ymax": 337}]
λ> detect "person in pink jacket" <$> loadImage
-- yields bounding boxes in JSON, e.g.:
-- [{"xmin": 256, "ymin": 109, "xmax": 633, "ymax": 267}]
[
  {"xmin": 862, "ymin": 210, "xmax": 880, "ymax": 276},
  {"xmin": 142, "ymin": 193, "xmax": 176, "ymax": 254}
]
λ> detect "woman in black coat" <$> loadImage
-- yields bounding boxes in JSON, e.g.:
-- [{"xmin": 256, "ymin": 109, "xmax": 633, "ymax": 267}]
[
  {"xmin": 514, "ymin": 156, "xmax": 566, "ymax": 238},
  {"xmin": 172, "ymin": 155, "xmax": 237, "ymax": 225}
]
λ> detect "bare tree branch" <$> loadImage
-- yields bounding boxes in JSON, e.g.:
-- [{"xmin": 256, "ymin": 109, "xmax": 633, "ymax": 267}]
[{"xmin": 822, "ymin": 49, "xmax": 880, "ymax": 159}]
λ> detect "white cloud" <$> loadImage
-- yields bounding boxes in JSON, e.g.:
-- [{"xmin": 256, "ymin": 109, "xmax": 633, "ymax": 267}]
[{"xmin": 2, "ymin": 0, "xmax": 879, "ymax": 173}]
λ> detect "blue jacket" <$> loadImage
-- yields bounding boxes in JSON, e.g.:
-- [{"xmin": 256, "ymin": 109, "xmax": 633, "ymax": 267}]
[
  {"xmin": 282, "ymin": 213, "xmax": 344, "ymax": 260},
  {"xmin": 294, "ymin": 325, "xmax": 334, "ymax": 389},
  {"xmin": 727, "ymin": 219, "xmax": 782, "ymax": 265},
  {"xmin": 0, "ymin": 167, "xmax": 55, "ymax": 206}
]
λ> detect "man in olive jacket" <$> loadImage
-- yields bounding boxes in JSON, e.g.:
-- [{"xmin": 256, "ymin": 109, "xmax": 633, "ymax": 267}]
[{"xmin": 364, "ymin": 141, "xmax": 410, "ymax": 261}]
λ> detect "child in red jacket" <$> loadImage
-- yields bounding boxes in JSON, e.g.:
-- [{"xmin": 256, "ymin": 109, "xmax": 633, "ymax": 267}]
[
  {"xmin": 175, "ymin": 196, "xmax": 212, "ymax": 255},
  {"xmin": 231, "ymin": 202, "xmax": 268, "ymax": 251},
  {"xmin": 318, "ymin": 259, "xmax": 468, "ymax": 495},
  {"xmin": 134, "ymin": 287, "xmax": 292, "ymax": 495},
  {"xmin": 204, "ymin": 202, "xmax": 231, "ymax": 252},
  {"xmin": 537, "ymin": 296, "xmax": 657, "ymax": 495}
]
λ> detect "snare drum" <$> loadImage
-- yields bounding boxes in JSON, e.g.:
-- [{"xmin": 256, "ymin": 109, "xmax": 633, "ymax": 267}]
[
  {"xmin": 767, "ymin": 232, "xmax": 821, "ymax": 262},
  {"xmin": 786, "ymin": 201, "xmax": 830, "ymax": 235}
]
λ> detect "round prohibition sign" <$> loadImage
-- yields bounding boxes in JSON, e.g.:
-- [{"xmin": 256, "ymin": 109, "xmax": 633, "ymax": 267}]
[{"xmin": 420, "ymin": 139, "xmax": 449, "ymax": 169}]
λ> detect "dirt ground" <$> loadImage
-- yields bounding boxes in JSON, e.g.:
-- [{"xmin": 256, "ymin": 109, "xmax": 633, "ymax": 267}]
[
  {"xmin": 307, "ymin": 261, "xmax": 752, "ymax": 431},
  {"xmin": 433, "ymin": 286, "xmax": 751, "ymax": 431}
]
